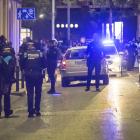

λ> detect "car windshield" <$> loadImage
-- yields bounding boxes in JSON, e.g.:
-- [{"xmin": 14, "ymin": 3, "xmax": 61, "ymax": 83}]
[
  {"xmin": 65, "ymin": 49, "xmax": 86, "ymax": 60},
  {"xmin": 104, "ymin": 46, "xmax": 117, "ymax": 55}
]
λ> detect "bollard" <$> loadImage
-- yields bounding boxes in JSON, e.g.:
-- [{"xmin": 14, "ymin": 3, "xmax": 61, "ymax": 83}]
[
  {"xmin": 138, "ymin": 56, "xmax": 140, "ymax": 82},
  {"xmin": 21, "ymin": 70, "xmax": 24, "ymax": 88},
  {"xmin": 121, "ymin": 61, "xmax": 122, "ymax": 77},
  {"xmin": 16, "ymin": 66, "xmax": 19, "ymax": 91},
  {"xmin": 43, "ymin": 69, "xmax": 45, "ymax": 78}
]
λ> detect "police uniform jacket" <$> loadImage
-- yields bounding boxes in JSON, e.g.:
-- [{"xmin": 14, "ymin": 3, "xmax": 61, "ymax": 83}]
[
  {"xmin": 46, "ymin": 46, "xmax": 58, "ymax": 68},
  {"xmin": 21, "ymin": 49, "xmax": 46, "ymax": 77},
  {"xmin": 85, "ymin": 41, "xmax": 105, "ymax": 66},
  {"xmin": 0, "ymin": 51, "xmax": 16, "ymax": 83}
]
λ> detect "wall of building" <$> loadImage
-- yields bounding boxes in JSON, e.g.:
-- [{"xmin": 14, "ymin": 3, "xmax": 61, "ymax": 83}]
[{"xmin": 0, "ymin": 0, "xmax": 22, "ymax": 54}]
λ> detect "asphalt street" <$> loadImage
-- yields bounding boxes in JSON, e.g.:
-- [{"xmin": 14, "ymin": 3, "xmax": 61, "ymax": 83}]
[{"xmin": 0, "ymin": 72, "xmax": 140, "ymax": 140}]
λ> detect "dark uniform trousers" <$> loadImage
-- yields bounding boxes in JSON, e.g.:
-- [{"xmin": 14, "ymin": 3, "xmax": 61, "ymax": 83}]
[
  {"xmin": 87, "ymin": 62, "xmax": 101, "ymax": 88},
  {"xmin": 47, "ymin": 65, "xmax": 56, "ymax": 90},
  {"xmin": 0, "ymin": 85, "xmax": 11, "ymax": 113},
  {"xmin": 127, "ymin": 55, "xmax": 135, "ymax": 70},
  {"xmin": 25, "ymin": 76, "xmax": 43, "ymax": 112}
]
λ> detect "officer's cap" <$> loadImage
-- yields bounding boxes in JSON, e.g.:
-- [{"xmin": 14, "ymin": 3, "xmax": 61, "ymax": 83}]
[{"xmin": 52, "ymin": 38, "xmax": 57, "ymax": 42}]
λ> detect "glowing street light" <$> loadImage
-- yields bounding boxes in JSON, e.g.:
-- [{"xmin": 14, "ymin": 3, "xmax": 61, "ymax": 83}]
[
  {"xmin": 75, "ymin": 24, "xmax": 78, "ymax": 28},
  {"xmin": 56, "ymin": 24, "xmax": 60, "ymax": 28},
  {"xmin": 65, "ymin": 24, "xmax": 68, "ymax": 28},
  {"xmin": 61, "ymin": 24, "xmax": 64, "ymax": 28},
  {"xmin": 70, "ymin": 24, "xmax": 73, "ymax": 28},
  {"xmin": 39, "ymin": 14, "xmax": 44, "ymax": 18}
]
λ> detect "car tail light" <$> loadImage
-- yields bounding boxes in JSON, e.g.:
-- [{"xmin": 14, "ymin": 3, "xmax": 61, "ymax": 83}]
[{"xmin": 62, "ymin": 61, "xmax": 66, "ymax": 66}]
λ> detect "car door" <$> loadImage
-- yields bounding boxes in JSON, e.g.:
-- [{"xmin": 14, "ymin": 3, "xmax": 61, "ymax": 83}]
[{"xmin": 65, "ymin": 48, "xmax": 88, "ymax": 76}]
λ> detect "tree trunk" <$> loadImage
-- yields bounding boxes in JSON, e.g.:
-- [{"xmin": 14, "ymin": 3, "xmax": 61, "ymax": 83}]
[{"xmin": 109, "ymin": 8, "xmax": 113, "ymax": 39}]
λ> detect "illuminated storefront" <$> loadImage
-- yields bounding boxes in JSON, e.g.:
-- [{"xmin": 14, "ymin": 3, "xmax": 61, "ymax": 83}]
[
  {"xmin": 102, "ymin": 22, "xmax": 123, "ymax": 42},
  {"xmin": 20, "ymin": 28, "xmax": 33, "ymax": 45}
]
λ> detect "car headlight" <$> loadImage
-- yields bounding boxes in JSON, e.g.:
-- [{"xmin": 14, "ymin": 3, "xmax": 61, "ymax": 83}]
[{"xmin": 114, "ymin": 57, "xmax": 121, "ymax": 62}]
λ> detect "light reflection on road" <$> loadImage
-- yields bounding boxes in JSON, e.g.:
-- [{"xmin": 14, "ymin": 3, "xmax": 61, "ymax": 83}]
[{"xmin": 101, "ymin": 79, "xmax": 123, "ymax": 140}]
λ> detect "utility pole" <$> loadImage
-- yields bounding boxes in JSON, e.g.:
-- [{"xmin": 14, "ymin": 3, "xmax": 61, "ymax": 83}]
[
  {"xmin": 67, "ymin": 0, "xmax": 70, "ymax": 40},
  {"xmin": 52, "ymin": 0, "xmax": 55, "ymax": 39},
  {"xmin": 137, "ymin": 3, "xmax": 140, "ymax": 40}
]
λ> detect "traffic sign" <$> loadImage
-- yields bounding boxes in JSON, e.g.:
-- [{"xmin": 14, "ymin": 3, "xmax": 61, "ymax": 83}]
[{"xmin": 17, "ymin": 8, "xmax": 35, "ymax": 20}]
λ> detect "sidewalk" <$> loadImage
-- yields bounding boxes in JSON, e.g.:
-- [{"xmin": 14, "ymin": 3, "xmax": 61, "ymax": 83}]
[{"xmin": 127, "ymin": 68, "xmax": 139, "ymax": 80}]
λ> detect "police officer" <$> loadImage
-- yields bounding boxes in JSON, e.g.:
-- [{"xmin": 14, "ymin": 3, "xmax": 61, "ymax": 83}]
[
  {"xmin": 85, "ymin": 33, "xmax": 105, "ymax": 91},
  {"xmin": 46, "ymin": 40, "xmax": 58, "ymax": 94},
  {"xmin": 18, "ymin": 38, "xmax": 27, "ymax": 70},
  {"xmin": 21, "ymin": 41, "xmax": 46, "ymax": 117},
  {"xmin": 0, "ymin": 46, "xmax": 16, "ymax": 118},
  {"xmin": 127, "ymin": 37, "xmax": 138, "ymax": 71}
]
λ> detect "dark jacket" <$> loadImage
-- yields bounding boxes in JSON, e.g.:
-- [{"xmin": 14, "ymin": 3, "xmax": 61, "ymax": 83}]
[
  {"xmin": 19, "ymin": 44, "xmax": 27, "ymax": 54},
  {"xmin": 0, "ymin": 52, "xmax": 16, "ymax": 83},
  {"xmin": 85, "ymin": 41, "xmax": 105, "ymax": 66},
  {"xmin": 20, "ymin": 49, "xmax": 46, "ymax": 78},
  {"xmin": 46, "ymin": 46, "xmax": 58, "ymax": 68}
]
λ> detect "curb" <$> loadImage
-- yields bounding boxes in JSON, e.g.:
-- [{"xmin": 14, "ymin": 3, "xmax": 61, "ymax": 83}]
[{"xmin": 11, "ymin": 90, "xmax": 26, "ymax": 97}]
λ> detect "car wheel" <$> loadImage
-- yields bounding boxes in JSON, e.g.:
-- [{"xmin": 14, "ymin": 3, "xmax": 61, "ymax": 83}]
[
  {"xmin": 103, "ymin": 75, "xmax": 109, "ymax": 85},
  {"xmin": 61, "ymin": 78, "xmax": 70, "ymax": 87}
]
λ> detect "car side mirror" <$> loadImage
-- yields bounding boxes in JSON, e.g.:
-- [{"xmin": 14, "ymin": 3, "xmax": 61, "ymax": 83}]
[
  {"xmin": 119, "ymin": 52, "xmax": 124, "ymax": 55},
  {"xmin": 106, "ymin": 56, "xmax": 110, "ymax": 59}
]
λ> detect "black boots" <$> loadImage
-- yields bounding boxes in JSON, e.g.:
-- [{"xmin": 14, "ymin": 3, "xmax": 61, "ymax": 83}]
[
  {"xmin": 5, "ymin": 110, "xmax": 13, "ymax": 118},
  {"xmin": 35, "ymin": 110, "xmax": 41, "ymax": 116},
  {"xmin": 96, "ymin": 88, "xmax": 100, "ymax": 91},
  {"xmin": 28, "ymin": 109, "xmax": 35, "ymax": 118},
  {"xmin": 28, "ymin": 109, "xmax": 41, "ymax": 117},
  {"xmin": 85, "ymin": 87, "xmax": 90, "ymax": 91},
  {"xmin": 47, "ymin": 89, "xmax": 55, "ymax": 94}
]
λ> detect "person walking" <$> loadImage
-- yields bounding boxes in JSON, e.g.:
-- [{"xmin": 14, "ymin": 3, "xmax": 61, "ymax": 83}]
[
  {"xmin": 20, "ymin": 41, "xmax": 46, "ymax": 117},
  {"xmin": 46, "ymin": 40, "xmax": 58, "ymax": 94},
  {"xmin": 0, "ymin": 45, "xmax": 16, "ymax": 118},
  {"xmin": 85, "ymin": 33, "xmax": 105, "ymax": 91}
]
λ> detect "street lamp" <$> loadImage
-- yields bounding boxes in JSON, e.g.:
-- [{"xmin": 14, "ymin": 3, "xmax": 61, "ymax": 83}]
[
  {"xmin": 61, "ymin": 24, "xmax": 64, "ymax": 28},
  {"xmin": 65, "ymin": 24, "xmax": 68, "ymax": 28},
  {"xmin": 75, "ymin": 24, "xmax": 78, "ymax": 28},
  {"xmin": 70, "ymin": 24, "xmax": 73, "ymax": 28},
  {"xmin": 56, "ymin": 24, "xmax": 60, "ymax": 28},
  {"xmin": 39, "ymin": 14, "xmax": 44, "ymax": 18}
]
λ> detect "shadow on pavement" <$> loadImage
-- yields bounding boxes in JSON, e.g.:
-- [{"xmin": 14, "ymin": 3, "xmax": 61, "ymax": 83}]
[
  {"xmin": 11, "ymin": 92, "xmax": 24, "ymax": 96},
  {"xmin": 66, "ymin": 83, "xmax": 105, "ymax": 87},
  {"xmin": 0, "ymin": 115, "xmax": 19, "ymax": 119},
  {"xmin": 16, "ymin": 117, "xmax": 48, "ymax": 133}
]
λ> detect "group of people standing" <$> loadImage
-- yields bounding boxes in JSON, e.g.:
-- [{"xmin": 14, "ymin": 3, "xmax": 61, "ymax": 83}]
[
  {"xmin": 0, "ymin": 36, "xmax": 59, "ymax": 118},
  {"xmin": 123, "ymin": 37, "xmax": 140, "ymax": 71},
  {"xmin": 1, "ymin": 33, "xmax": 139, "ymax": 118}
]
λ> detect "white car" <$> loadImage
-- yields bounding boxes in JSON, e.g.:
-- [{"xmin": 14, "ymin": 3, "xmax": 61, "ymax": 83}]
[
  {"xmin": 60, "ymin": 46, "xmax": 109, "ymax": 87},
  {"xmin": 103, "ymin": 41, "xmax": 121, "ymax": 76}
]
